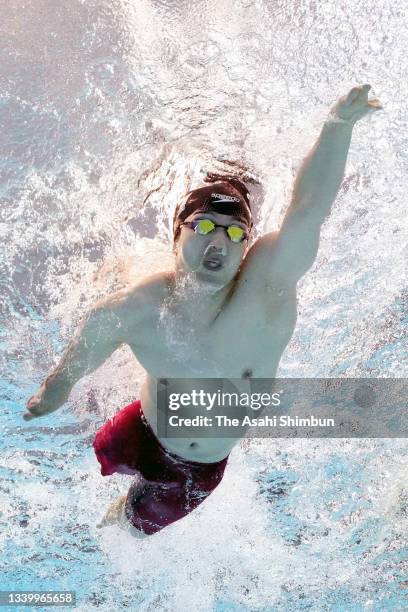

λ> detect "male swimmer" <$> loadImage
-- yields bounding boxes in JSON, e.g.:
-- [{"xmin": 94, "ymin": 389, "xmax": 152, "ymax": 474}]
[{"xmin": 24, "ymin": 85, "xmax": 382, "ymax": 537}]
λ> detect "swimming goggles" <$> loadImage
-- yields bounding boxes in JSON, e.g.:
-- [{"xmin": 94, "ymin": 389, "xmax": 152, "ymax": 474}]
[{"xmin": 181, "ymin": 218, "xmax": 249, "ymax": 243}]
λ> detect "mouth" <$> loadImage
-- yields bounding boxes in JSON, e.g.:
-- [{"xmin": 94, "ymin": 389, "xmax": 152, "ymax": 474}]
[{"xmin": 202, "ymin": 257, "xmax": 223, "ymax": 271}]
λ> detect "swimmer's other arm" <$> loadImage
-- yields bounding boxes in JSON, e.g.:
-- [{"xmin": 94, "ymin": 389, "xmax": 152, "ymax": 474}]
[
  {"xmin": 23, "ymin": 288, "xmax": 138, "ymax": 421},
  {"xmin": 250, "ymin": 84, "xmax": 383, "ymax": 284}
]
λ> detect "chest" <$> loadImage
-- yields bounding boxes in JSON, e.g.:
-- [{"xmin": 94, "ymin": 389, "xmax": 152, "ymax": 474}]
[{"xmin": 131, "ymin": 281, "xmax": 298, "ymax": 378}]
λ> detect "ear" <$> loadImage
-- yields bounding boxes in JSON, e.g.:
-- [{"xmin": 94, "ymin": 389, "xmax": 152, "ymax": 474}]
[{"xmin": 243, "ymin": 235, "xmax": 253, "ymax": 257}]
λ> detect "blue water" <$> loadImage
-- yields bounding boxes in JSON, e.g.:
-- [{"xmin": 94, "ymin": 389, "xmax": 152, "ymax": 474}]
[{"xmin": 1, "ymin": 0, "xmax": 407, "ymax": 610}]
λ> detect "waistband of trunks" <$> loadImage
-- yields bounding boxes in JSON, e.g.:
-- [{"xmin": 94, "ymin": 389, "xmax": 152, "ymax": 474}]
[{"xmin": 139, "ymin": 406, "xmax": 228, "ymax": 468}]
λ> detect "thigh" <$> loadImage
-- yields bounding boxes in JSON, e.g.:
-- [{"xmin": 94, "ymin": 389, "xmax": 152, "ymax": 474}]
[
  {"xmin": 94, "ymin": 400, "xmax": 149, "ymax": 476},
  {"xmin": 124, "ymin": 459, "xmax": 229, "ymax": 535}
]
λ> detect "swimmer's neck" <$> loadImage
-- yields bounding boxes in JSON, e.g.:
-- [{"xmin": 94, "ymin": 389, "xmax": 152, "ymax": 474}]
[{"xmin": 169, "ymin": 269, "xmax": 235, "ymax": 325}]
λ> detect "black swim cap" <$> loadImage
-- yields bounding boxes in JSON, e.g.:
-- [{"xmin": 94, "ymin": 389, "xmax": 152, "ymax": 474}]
[{"xmin": 173, "ymin": 180, "xmax": 253, "ymax": 242}]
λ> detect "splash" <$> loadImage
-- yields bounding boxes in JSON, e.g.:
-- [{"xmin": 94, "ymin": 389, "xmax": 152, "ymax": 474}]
[{"xmin": 1, "ymin": 0, "xmax": 407, "ymax": 609}]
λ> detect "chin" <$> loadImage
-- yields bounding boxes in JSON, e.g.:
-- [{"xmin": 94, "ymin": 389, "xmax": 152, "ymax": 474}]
[{"xmin": 195, "ymin": 268, "xmax": 234, "ymax": 291}]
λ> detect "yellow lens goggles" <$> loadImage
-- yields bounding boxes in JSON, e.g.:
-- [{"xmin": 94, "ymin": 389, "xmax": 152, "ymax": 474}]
[{"xmin": 183, "ymin": 219, "xmax": 248, "ymax": 243}]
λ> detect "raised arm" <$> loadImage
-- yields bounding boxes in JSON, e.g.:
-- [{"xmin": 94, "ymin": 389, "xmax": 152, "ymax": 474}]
[
  {"xmin": 247, "ymin": 84, "xmax": 383, "ymax": 285},
  {"xmin": 23, "ymin": 290, "xmax": 132, "ymax": 421}
]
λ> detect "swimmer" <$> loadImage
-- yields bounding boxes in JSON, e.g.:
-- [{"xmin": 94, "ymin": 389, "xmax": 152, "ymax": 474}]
[{"xmin": 23, "ymin": 85, "xmax": 383, "ymax": 537}]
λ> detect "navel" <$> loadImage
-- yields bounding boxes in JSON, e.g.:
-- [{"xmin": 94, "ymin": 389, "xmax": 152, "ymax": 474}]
[{"xmin": 242, "ymin": 368, "xmax": 253, "ymax": 379}]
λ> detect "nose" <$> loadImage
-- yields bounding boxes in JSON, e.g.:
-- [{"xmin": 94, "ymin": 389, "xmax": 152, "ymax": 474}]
[{"xmin": 207, "ymin": 227, "xmax": 227, "ymax": 256}]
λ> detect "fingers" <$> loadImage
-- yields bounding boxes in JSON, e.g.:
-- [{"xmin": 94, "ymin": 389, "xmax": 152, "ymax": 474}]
[
  {"xmin": 24, "ymin": 398, "xmax": 43, "ymax": 420},
  {"xmin": 368, "ymin": 98, "xmax": 383, "ymax": 110},
  {"xmin": 27, "ymin": 391, "xmax": 41, "ymax": 406},
  {"xmin": 346, "ymin": 84, "xmax": 371, "ymax": 106},
  {"xmin": 346, "ymin": 86, "xmax": 363, "ymax": 106},
  {"xmin": 345, "ymin": 84, "xmax": 383, "ymax": 118},
  {"xmin": 331, "ymin": 84, "xmax": 382, "ymax": 124}
]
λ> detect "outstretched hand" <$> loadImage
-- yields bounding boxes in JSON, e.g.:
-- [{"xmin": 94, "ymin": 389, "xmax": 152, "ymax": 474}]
[
  {"xmin": 23, "ymin": 386, "xmax": 47, "ymax": 421},
  {"xmin": 23, "ymin": 382, "xmax": 62, "ymax": 421},
  {"xmin": 330, "ymin": 84, "xmax": 383, "ymax": 124}
]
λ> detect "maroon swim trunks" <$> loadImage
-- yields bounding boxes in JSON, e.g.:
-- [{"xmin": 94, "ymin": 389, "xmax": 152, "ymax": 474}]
[{"xmin": 93, "ymin": 400, "xmax": 229, "ymax": 535}]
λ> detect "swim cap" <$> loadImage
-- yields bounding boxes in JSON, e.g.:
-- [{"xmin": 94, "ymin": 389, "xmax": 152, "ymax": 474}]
[{"xmin": 173, "ymin": 181, "xmax": 253, "ymax": 241}]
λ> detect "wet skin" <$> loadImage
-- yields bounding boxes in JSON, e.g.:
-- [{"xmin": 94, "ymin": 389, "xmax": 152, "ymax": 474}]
[
  {"xmin": 24, "ymin": 209, "xmax": 299, "ymax": 462},
  {"xmin": 128, "ymin": 210, "xmax": 298, "ymax": 461},
  {"xmin": 26, "ymin": 84, "xmax": 382, "ymax": 460}
]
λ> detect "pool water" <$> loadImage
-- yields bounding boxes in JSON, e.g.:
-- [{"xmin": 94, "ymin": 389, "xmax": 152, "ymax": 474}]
[{"xmin": 1, "ymin": 1, "xmax": 407, "ymax": 610}]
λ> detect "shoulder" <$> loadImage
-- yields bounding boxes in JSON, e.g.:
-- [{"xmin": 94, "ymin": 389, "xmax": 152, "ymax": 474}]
[
  {"xmin": 232, "ymin": 231, "xmax": 301, "ymax": 306},
  {"xmin": 239, "ymin": 231, "xmax": 285, "ymax": 283},
  {"xmin": 132, "ymin": 271, "xmax": 174, "ymax": 308},
  {"xmin": 94, "ymin": 272, "xmax": 173, "ymax": 327},
  {"xmin": 243, "ymin": 231, "xmax": 280, "ymax": 261},
  {"xmin": 239, "ymin": 224, "xmax": 312, "ymax": 290}
]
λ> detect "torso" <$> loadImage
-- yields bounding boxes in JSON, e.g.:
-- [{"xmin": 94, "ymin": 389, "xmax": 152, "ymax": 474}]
[{"xmin": 122, "ymin": 259, "xmax": 298, "ymax": 462}]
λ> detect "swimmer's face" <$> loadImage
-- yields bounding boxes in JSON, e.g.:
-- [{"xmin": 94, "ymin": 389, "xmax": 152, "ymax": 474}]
[{"xmin": 174, "ymin": 211, "xmax": 250, "ymax": 288}]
